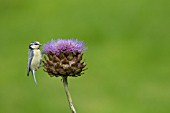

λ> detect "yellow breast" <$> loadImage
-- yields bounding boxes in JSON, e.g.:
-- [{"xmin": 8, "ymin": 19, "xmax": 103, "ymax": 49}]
[{"xmin": 31, "ymin": 49, "xmax": 42, "ymax": 70}]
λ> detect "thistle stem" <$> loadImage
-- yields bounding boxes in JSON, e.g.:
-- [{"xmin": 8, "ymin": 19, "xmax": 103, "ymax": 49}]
[{"xmin": 62, "ymin": 77, "xmax": 76, "ymax": 113}]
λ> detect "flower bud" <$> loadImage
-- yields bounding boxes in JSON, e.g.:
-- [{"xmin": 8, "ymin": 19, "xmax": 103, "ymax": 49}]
[{"xmin": 42, "ymin": 39, "xmax": 87, "ymax": 77}]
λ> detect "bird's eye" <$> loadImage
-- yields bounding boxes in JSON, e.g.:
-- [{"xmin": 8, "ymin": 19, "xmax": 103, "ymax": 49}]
[{"xmin": 35, "ymin": 43, "xmax": 39, "ymax": 45}]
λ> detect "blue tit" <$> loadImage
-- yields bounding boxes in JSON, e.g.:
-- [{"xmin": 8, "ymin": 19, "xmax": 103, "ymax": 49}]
[{"xmin": 27, "ymin": 41, "xmax": 42, "ymax": 85}]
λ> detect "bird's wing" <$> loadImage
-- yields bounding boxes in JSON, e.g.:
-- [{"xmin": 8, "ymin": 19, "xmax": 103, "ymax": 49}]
[{"xmin": 27, "ymin": 49, "xmax": 34, "ymax": 76}]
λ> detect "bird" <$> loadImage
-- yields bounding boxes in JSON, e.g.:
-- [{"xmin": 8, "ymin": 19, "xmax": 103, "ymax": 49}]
[{"xmin": 27, "ymin": 41, "xmax": 42, "ymax": 85}]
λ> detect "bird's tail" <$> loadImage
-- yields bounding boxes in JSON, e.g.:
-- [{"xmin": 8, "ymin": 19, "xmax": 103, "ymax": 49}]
[
  {"xmin": 32, "ymin": 70, "xmax": 37, "ymax": 85},
  {"xmin": 27, "ymin": 71, "xmax": 30, "ymax": 76}
]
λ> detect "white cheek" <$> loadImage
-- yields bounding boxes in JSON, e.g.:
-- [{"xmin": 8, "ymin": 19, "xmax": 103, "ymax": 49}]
[{"xmin": 31, "ymin": 45, "xmax": 39, "ymax": 49}]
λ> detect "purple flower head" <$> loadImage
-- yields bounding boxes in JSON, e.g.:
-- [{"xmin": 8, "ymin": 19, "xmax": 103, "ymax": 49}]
[{"xmin": 43, "ymin": 39, "xmax": 86, "ymax": 55}]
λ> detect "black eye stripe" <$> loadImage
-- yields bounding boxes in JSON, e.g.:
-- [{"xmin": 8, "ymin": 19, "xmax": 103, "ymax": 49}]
[{"xmin": 29, "ymin": 42, "xmax": 40, "ymax": 46}]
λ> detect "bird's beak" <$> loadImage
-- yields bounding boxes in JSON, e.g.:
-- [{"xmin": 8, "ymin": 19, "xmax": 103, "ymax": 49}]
[{"xmin": 39, "ymin": 44, "xmax": 42, "ymax": 46}]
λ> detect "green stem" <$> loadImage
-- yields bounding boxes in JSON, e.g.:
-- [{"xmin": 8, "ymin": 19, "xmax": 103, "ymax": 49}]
[{"xmin": 62, "ymin": 77, "xmax": 76, "ymax": 113}]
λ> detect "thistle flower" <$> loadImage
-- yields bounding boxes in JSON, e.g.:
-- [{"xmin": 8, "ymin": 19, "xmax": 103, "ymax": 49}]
[
  {"xmin": 43, "ymin": 39, "xmax": 87, "ymax": 77},
  {"xmin": 42, "ymin": 39, "xmax": 87, "ymax": 113}
]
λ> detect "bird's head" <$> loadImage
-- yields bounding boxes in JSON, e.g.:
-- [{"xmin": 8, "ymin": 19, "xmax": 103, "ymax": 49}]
[{"xmin": 29, "ymin": 41, "xmax": 42, "ymax": 49}]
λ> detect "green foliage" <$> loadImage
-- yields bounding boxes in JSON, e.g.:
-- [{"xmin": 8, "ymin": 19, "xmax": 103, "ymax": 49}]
[{"xmin": 0, "ymin": 0, "xmax": 170, "ymax": 113}]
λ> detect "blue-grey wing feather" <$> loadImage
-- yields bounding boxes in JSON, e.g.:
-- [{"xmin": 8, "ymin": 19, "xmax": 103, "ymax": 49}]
[{"xmin": 27, "ymin": 49, "xmax": 34, "ymax": 76}]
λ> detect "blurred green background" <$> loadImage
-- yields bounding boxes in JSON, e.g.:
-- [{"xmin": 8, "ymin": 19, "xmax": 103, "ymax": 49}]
[{"xmin": 0, "ymin": 0, "xmax": 170, "ymax": 113}]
